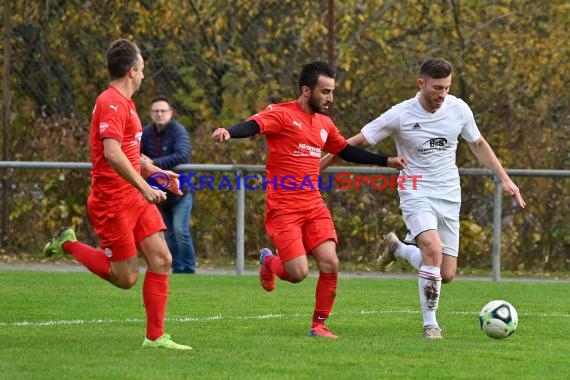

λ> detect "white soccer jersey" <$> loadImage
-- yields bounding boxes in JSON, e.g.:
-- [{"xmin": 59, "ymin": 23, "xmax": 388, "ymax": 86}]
[{"xmin": 361, "ymin": 93, "xmax": 481, "ymax": 202}]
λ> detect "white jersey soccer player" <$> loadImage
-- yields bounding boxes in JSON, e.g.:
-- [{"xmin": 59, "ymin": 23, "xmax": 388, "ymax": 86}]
[
  {"xmin": 361, "ymin": 92, "xmax": 481, "ymax": 204},
  {"xmin": 320, "ymin": 58, "xmax": 525, "ymax": 339}
]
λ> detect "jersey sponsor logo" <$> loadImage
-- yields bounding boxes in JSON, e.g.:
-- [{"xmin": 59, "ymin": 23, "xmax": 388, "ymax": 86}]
[
  {"xmin": 418, "ymin": 137, "xmax": 450, "ymax": 155},
  {"xmin": 320, "ymin": 128, "xmax": 328, "ymax": 142},
  {"xmin": 293, "ymin": 143, "xmax": 321, "ymax": 157},
  {"xmin": 292, "ymin": 120, "xmax": 302, "ymax": 129},
  {"xmin": 412, "ymin": 123, "xmax": 421, "ymax": 130},
  {"xmin": 424, "ymin": 137, "xmax": 447, "ymax": 148},
  {"xmin": 109, "ymin": 104, "xmax": 119, "ymax": 112}
]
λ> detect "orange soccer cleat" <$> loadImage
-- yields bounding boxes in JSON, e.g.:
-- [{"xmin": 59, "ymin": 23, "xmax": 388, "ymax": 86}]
[
  {"xmin": 259, "ymin": 248, "xmax": 276, "ymax": 292},
  {"xmin": 308, "ymin": 325, "xmax": 338, "ymax": 339}
]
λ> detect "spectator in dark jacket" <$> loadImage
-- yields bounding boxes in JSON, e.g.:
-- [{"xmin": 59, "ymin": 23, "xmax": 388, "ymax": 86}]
[{"xmin": 142, "ymin": 95, "xmax": 197, "ymax": 274}]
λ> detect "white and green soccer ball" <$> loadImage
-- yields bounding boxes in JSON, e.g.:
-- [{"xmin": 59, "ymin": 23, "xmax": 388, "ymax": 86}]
[{"xmin": 479, "ymin": 300, "xmax": 518, "ymax": 339}]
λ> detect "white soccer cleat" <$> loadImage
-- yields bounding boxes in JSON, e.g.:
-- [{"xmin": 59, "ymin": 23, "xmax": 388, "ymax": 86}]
[
  {"xmin": 377, "ymin": 232, "xmax": 401, "ymax": 268},
  {"xmin": 422, "ymin": 325, "xmax": 443, "ymax": 339}
]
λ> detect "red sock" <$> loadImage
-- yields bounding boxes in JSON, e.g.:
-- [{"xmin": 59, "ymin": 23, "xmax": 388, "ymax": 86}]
[
  {"xmin": 312, "ymin": 272, "xmax": 338, "ymax": 327},
  {"xmin": 265, "ymin": 255, "xmax": 291, "ymax": 281},
  {"xmin": 62, "ymin": 241, "xmax": 111, "ymax": 281},
  {"xmin": 143, "ymin": 272, "xmax": 169, "ymax": 340}
]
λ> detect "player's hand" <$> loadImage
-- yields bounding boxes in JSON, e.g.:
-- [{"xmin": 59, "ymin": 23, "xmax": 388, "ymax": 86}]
[
  {"xmin": 503, "ymin": 179, "xmax": 526, "ymax": 208},
  {"xmin": 387, "ymin": 156, "xmax": 407, "ymax": 170},
  {"xmin": 212, "ymin": 128, "xmax": 230, "ymax": 142},
  {"xmin": 163, "ymin": 170, "xmax": 183, "ymax": 195},
  {"xmin": 142, "ymin": 187, "xmax": 167, "ymax": 205}
]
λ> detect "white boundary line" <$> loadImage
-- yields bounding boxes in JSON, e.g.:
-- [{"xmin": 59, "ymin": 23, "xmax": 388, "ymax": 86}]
[{"xmin": 1, "ymin": 309, "xmax": 569, "ymax": 328}]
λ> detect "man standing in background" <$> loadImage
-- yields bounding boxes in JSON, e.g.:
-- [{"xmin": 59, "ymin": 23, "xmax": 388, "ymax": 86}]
[{"xmin": 142, "ymin": 96, "xmax": 197, "ymax": 274}]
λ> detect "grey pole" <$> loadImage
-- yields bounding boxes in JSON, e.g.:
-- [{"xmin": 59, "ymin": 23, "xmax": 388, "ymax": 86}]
[
  {"xmin": 492, "ymin": 176, "xmax": 503, "ymax": 282},
  {"xmin": 236, "ymin": 170, "xmax": 245, "ymax": 275}
]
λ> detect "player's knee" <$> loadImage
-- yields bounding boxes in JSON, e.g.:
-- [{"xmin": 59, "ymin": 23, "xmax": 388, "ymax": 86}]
[
  {"xmin": 315, "ymin": 254, "xmax": 339, "ymax": 273},
  {"xmin": 113, "ymin": 274, "xmax": 138, "ymax": 289},
  {"xmin": 163, "ymin": 252, "xmax": 173, "ymax": 269},
  {"xmin": 152, "ymin": 251, "xmax": 172, "ymax": 272},
  {"xmin": 288, "ymin": 275, "xmax": 307, "ymax": 283},
  {"xmin": 329, "ymin": 256, "xmax": 339, "ymax": 271},
  {"xmin": 440, "ymin": 259, "xmax": 457, "ymax": 283},
  {"xmin": 441, "ymin": 271, "xmax": 455, "ymax": 284},
  {"xmin": 287, "ymin": 268, "xmax": 309, "ymax": 283}
]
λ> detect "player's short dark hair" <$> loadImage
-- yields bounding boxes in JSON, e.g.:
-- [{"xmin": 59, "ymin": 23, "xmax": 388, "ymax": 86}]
[
  {"xmin": 106, "ymin": 39, "xmax": 141, "ymax": 80},
  {"xmin": 419, "ymin": 58, "xmax": 453, "ymax": 79},
  {"xmin": 298, "ymin": 61, "xmax": 335, "ymax": 91}
]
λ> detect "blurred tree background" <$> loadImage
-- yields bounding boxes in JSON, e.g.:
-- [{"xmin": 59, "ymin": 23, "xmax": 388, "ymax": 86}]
[{"xmin": 0, "ymin": 0, "xmax": 568, "ymax": 274}]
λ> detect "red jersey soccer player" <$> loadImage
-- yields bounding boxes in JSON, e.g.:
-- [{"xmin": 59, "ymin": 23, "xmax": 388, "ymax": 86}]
[
  {"xmin": 44, "ymin": 39, "xmax": 191, "ymax": 350},
  {"xmin": 212, "ymin": 61, "xmax": 407, "ymax": 338}
]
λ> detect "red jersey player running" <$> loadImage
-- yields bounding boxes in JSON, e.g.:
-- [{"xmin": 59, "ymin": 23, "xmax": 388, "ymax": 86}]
[
  {"xmin": 43, "ymin": 39, "xmax": 191, "ymax": 350},
  {"xmin": 212, "ymin": 61, "xmax": 407, "ymax": 338}
]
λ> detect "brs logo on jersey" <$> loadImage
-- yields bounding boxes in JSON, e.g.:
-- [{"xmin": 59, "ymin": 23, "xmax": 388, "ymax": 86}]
[
  {"xmin": 418, "ymin": 138, "xmax": 449, "ymax": 156},
  {"xmin": 425, "ymin": 138, "xmax": 447, "ymax": 148}
]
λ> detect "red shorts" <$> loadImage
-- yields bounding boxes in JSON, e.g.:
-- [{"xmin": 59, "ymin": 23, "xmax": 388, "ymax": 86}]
[
  {"xmin": 265, "ymin": 203, "xmax": 338, "ymax": 263},
  {"xmin": 87, "ymin": 194, "xmax": 165, "ymax": 262}
]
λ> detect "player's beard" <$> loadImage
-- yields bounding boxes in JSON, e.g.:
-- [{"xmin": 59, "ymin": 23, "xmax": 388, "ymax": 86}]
[
  {"xmin": 308, "ymin": 95, "xmax": 331, "ymax": 115},
  {"xmin": 420, "ymin": 92, "xmax": 443, "ymax": 113},
  {"xmin": 431, "ymin": 95, "xmax": 444, "ymax": 110}
]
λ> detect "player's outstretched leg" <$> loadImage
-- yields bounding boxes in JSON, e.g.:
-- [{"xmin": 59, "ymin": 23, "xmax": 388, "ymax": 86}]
[
  {"xmin": 43, "ymin": 227, "xmax": 77, "ymax": 256},
  {"xmin": 44, "ymin": 227, "xmax": 112, "ymax": 281},
  {"xmin": 377, "ymin": 232, "xmax": 401, "ymax": 269},
  {"xmin": 259, "ymin": 248, "xmax": 276, "ymax": 292}
]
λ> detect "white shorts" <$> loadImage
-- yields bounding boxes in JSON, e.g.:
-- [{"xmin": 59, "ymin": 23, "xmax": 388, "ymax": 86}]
[{"xmin": 400, "ymin": 197, "xmax": 460, "ymax": 257}]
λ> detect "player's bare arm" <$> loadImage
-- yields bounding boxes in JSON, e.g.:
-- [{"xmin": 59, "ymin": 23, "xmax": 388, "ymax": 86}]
[
  {"xmin": 103, "ymin": 138, "xmax": 166, "ymax": 204},
  {"xmin": 468, "ymin": 137, "xmax": 526, "ymax": 208}
]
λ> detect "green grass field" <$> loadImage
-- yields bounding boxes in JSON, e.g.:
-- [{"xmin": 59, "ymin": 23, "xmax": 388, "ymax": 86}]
[{"xmin": 0, "ymin": 269, "xmax": 568, "ymax": 380}]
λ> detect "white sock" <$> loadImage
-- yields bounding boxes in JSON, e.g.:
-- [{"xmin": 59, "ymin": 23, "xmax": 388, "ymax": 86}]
[
  {"xmin": 396, "ymin": 244, "xmax": 422, "ymax": 270},
  {"xmin": 418, "ymin": 265, "xmax": 442, "ymax": 327}
]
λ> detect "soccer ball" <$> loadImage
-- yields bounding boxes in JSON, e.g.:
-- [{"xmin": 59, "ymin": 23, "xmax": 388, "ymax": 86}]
[{"xmin": 479, "ymin": 300, "xmax": 518, "ymax": 339}]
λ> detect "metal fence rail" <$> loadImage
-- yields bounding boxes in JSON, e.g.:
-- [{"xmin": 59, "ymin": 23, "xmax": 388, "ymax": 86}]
[{"xmin": 1, "ymin": 161, "xmax": 569, "ymax": 280}]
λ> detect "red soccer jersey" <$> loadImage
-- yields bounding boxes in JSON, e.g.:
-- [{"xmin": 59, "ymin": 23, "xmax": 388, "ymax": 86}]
[
  {"xmin": 89, "ymin": 86, "xmax": 143, "ymax": 201},
  {"xmin": 249, "ymin": 101, "xmax": 348, "ymax": 211}
]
